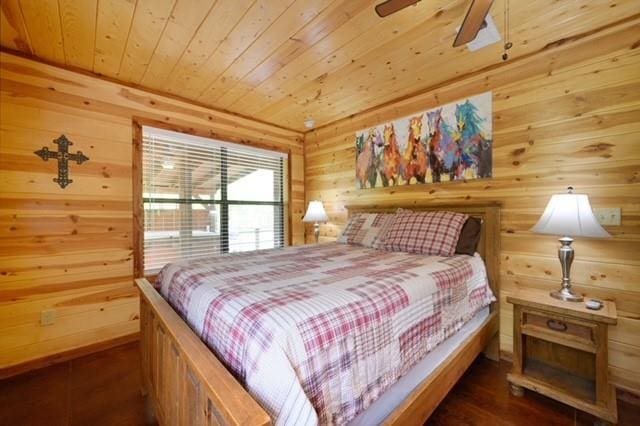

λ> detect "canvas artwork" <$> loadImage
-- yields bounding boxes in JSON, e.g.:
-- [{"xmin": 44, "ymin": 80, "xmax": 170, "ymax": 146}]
[{"xmin": 355, "ymin": 92, "xmax": 492, "ymax": 189}]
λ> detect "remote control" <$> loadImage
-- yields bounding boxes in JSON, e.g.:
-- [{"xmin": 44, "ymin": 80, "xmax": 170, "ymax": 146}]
[{"xmin": 585, "ymin": 299, "xmax": 603, "ymax": 310}]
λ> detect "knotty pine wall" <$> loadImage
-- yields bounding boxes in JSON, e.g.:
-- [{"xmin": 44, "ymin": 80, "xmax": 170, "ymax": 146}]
[
  {"xmin": 304, "ymin": 22, "xmax": 640, "ymax": 393},
  {"xmin": 0, "ymin": 52, "xmax": 305, "ymax": 372}
]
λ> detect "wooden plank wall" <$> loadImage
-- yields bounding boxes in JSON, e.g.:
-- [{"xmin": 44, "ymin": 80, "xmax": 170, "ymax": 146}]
[
  {"xmin": 304, "ymin": 19, "xmax": 640, "ymax": 393},
  {"xmin": 0, "ymin": 52, "xmax": 305, "ymax": 372}
]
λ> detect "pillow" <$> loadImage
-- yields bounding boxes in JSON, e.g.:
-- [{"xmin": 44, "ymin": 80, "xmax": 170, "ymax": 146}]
[
  {"xmin": 382, "ymin": 211, "xmax": 468, "ymax": 256},
  {"xmin": 337, "ymin": 213, "xmax": 394, "ymax": 249},
  {"xmin": 455, "ymin": 217, "xmax": 482, "ymax": 256}
]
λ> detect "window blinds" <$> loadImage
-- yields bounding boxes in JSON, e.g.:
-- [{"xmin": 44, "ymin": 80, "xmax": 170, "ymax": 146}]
[{"xmin": 142, "ymin": 127, "xmax": 287, "ymax": 274}]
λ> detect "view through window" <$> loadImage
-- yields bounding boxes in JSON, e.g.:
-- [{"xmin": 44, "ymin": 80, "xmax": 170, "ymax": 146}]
[{"xmin": 142, "ymin": 127, "xmax": 287, "ymax": 273}]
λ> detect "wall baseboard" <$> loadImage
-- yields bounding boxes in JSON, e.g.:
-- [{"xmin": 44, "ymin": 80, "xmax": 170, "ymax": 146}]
[
  {"xmin": 0, "ymin": 332, "xmax": 140, "ymax": 380},
  {"xmin": 499, "ymin": 349, "xmax": 513, "ymax": 362},
  {"xmin": 618, "ymin": 389, "xmax": 640, "ymax": 407}
]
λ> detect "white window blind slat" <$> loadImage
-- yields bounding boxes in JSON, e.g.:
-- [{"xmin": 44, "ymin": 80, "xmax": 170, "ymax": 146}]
[{"xmin": 142, "ymin": 126, "xmax": 287, "ymax": 274}]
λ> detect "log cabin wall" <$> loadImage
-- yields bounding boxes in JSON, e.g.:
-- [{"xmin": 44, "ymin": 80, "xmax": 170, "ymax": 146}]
[
  {"xmin": 0, "ymin": 52, "xmax": 305, "ymax": 373},
  {"xmin": 304, "ymin": 19, "xmax": 640, "ymax": 394}
]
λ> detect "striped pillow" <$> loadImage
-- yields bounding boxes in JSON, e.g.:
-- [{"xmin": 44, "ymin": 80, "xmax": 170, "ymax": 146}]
[
  {"xmin": 382, "ymin": 211, "xmax": 468, "ymax": 256},
  {"xmin": 337, "ymin": 213, "xmax": 394, "ymax": 249}
]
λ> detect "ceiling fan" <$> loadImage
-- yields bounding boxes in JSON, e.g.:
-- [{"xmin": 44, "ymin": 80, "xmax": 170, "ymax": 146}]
[{"xmin": 374, "ymin": 0, "xmax": 495, "ymax": 48}]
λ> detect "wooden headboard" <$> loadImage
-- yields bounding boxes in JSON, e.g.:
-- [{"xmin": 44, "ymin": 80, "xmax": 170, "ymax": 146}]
[{"xmin": 345, "ymin": 201, "xmax": 501, "ymax": 303}]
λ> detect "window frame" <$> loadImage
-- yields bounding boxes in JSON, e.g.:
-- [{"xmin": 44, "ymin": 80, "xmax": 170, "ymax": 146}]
[{"xmin": 133, "ymin": 121, "xmax": 290, "ymax": 279}]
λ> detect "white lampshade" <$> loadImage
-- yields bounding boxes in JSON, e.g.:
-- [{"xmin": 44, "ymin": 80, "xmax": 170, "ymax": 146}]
[
  {"xmin": 531, "ymin": 189, "xmax": 610, "ymax": 238},
  {"xmin": 303, "ymin": 201, "xmax": 328, "ymax": 223}
]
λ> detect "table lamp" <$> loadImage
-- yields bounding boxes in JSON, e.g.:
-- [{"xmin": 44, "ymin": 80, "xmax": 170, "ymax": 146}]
[
  {"xmin": 303, "ymin": 201, "xmax": 329, "ymax": 243},
  {"xmin": 530, "ymin": 187, "xmax": 610, "ymax": 302}
]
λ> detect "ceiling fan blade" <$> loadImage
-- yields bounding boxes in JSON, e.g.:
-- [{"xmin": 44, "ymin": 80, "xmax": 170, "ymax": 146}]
[
  {"xmin": 375, "ymin": 0, "xmax": 422, "ymax": 18},
  {"xmin": 453, "ymin": 0, "xmax": 494, "ymax": 47}
]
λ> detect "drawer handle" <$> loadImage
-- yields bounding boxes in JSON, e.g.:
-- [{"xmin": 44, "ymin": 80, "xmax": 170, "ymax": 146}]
[{"xmin": 546, "ymin": 319, "xmax": 568, "ymax": 332}]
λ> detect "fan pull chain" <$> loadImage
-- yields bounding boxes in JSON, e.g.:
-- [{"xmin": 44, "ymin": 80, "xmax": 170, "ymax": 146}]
[{"xmin": 502, "ymin": 0, "xmax": 512, "ymax": 60}]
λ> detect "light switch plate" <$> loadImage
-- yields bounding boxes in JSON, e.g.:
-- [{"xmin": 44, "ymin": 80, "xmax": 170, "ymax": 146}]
[
  {"xmin": 41, "ymin": 309, "xmax": 56, "ymax": 326},
  {"xmin": 593, "ymin": 208, "xmax": 621, "ymax": 226}
]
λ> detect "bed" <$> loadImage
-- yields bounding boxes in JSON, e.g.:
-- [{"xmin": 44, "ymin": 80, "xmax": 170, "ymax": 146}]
[{"xmin": 135, "ymin": 202, "xmax": 500, "ymax": 425}]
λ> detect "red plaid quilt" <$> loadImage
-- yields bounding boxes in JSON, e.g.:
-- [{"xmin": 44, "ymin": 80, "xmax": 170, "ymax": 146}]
[
  {"xmin": 382, "ymin": 211, "xmax": 469, "ymax": 256},
  {"xmin": 156, "ymin": 243, "xmax": 494, "ymax": 425}
]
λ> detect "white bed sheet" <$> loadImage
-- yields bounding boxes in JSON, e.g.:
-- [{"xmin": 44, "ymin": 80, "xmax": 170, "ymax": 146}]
[{"xmin": 349, "ymin": 306, "xmax": 491, "ymax": 426}]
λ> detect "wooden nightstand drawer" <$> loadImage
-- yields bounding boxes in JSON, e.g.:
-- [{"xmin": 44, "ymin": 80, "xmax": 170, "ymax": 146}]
[{"xmin": 521, "ymin": 309, "xmax": 596, "ymax": 352}]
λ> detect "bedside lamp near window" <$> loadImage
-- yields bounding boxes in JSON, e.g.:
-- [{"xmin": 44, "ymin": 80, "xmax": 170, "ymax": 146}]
[
  {"xmin": 303, "ymin": 201, "xmax": 329, "ymax": 243},
  {"xmin": 530, "ymin": 187, "xmax": 610, "ymax": 302}
]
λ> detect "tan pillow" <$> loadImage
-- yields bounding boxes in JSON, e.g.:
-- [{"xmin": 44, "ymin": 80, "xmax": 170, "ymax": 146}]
[{"xmin": 337, "ymin": 213, "xmax": 395, "ymax": 249}]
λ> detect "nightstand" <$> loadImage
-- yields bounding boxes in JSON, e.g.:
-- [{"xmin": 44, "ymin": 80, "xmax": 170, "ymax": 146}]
[{"xmin": 507, "ymin": 289, "xmax": 618, "ymax": 424}]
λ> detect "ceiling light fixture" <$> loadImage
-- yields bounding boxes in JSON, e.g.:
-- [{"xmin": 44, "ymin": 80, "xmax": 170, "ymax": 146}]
[
  {"xmin": 458, "ymin": 15, "xmax": 500, "ymax": 52},
  {"xmin": 304, "ymin": 118, "xmax": 315, "ymax": 129}
]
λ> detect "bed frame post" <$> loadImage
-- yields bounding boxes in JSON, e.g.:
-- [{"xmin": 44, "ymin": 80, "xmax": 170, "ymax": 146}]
[{"xmin": 482, "ymin": 204, "xmax": 501, "ymax": 362}]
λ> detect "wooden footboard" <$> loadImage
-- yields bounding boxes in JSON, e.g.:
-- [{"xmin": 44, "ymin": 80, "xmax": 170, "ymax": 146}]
[{"xmin": 136, "ymin": 278, "xmax": 271, "ymax": 426}]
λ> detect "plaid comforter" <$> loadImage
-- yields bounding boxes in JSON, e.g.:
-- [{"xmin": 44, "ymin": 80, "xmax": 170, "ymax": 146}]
[{"xmin": 156, "ymin": 243, "xmax": 494, "ymax": 425}]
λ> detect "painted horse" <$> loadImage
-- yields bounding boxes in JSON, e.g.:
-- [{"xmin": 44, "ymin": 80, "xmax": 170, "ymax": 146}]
[
  {"xmin": 356, "ymin": 130, "xmax": 378, "ymax": 188},
  {"xmin": 402, "ymin": 115, "xmax": 428, "ymax": 184},
  {"xmin": 379, "ymin": 124, "xmax": 402, "ymax": 186},
  {"xmin": 426, "ymin": 109, "xmax": 457, "ymax": 182},
  {"xmin": 454, "ymin": 100, "xmax": 491, "ymax": 179}
]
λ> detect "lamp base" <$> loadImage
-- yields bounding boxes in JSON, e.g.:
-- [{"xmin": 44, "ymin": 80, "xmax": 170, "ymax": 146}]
[
  {"xmin": 550, "ymin": 288, "xmax": 583, "ymax": 303},
  {"xmin": 550, "ymin": 236, "xmax": 583, "ymax": 302}
]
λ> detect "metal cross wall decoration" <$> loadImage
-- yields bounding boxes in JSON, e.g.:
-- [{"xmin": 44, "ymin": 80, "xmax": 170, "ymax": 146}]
[{"xmin": 34, "ymin": 134, "xmax": 89, "ymax": 189}]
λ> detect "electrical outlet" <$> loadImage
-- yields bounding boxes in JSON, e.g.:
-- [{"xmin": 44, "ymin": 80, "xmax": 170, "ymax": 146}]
[
  {"xmin": 593, "ymin": 208, "xmax": 621, "ymax": 226},
  {"xmin": 41, "ymin": 309, "xmax": 56, "ymax": 326}
]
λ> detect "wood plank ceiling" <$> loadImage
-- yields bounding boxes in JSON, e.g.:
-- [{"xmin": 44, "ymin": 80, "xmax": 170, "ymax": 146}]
[{"xmin": 1, "ymin": 0, "xmax": 637, "ymax": 131}]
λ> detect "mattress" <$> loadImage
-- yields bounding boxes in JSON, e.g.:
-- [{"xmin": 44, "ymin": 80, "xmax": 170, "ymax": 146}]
[{"xmin": 156, "ymin": 242, "xmax": 495, "ymax": 425}]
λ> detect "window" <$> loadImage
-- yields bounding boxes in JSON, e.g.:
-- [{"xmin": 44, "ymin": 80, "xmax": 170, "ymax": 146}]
[{"xmin": 142, "ymin": 127, "xmax": 287, "ymax": 273}]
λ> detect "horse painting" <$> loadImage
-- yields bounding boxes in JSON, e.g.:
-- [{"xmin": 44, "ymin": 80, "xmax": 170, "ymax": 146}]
[
  {"xmin": 356, "ymin": 130, "xmax": 378, "ymax": 189},
  {"xmin": 426, "ymin": 109, "xmax": 444, "ymax": 182},
  {"xmin": 455, "ymin": 100, "xmax": 493, "ymax": 178},
  {"xmin": 380, "ymin": 124, "xmax": 402, "ymax": 186},
  {"xmin": 354, "ymin": 92, "xmax": 492, "ymax": 188},
  {"xmin": 402, "ymin": 115, "xmax": 429, "ymax": 184}
]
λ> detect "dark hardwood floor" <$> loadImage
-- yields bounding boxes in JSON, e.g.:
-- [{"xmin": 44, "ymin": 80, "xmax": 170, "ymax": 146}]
[
  {"xmin": 0, "ymin": 341, "xmax": 147, "ymax": 426},
  {"xmin": 1, "ymin": 341, "xmax": 638, "ymax": 425},
  {"xmin": 427, "ymin": 358, "xmax": 639, "ymax": 426}
]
